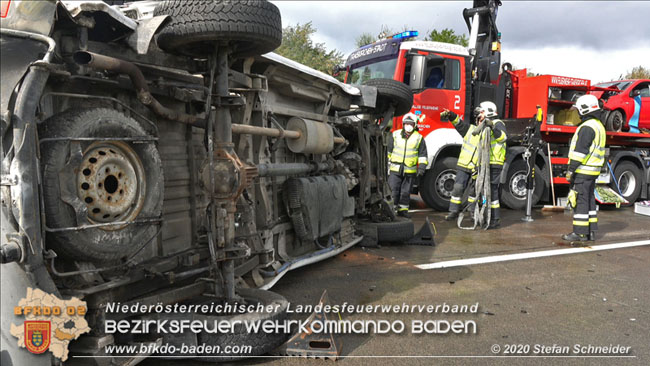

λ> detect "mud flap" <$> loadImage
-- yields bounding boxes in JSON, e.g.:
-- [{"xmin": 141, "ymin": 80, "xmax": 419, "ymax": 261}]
[
  {"xmin": 405, "ymin": 216, "xmax": 436, "ymax": 246},
  {"xmin": 273, "ymin": 290, "xmax": 342, "ymax": 360}
]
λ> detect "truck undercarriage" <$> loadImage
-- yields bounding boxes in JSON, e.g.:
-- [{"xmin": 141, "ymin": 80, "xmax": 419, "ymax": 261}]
[{"xmin": 0, "ymin": 1, "xmax": 420, "ymax": 363}]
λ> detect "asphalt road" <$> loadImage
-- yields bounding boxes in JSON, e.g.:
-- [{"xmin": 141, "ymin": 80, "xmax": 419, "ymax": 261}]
[
  {"xmin": 153, "ymin": 205, "xmax": 649, "ymax": 366},
  {"xmin": 266, "ymin": 205, "xmax": 650, "ymax": 366}
]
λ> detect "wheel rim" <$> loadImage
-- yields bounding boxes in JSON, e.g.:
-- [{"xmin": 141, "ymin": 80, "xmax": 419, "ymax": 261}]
[
  {"xmin": 617, "ymin": 171, "xmax": 636, "ymax": 197},
  {"xmin": 435, "ymin": 169, "xmax": 456, "ymax": 199},
  {"xmin": 509, "ymin": 170, "xmax": 528, "ymax": 199},
  {"xmin": 612, "ymin": 113, "xmax": 623, "ymax": 131},
  {"xmin": 77, "ymin": 141, "xmax": 145, "ymax": 230}
]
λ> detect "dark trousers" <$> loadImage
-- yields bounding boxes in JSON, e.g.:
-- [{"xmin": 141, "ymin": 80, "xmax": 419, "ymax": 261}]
[
  {"xmin": 389, "ymin": 172, "xmax": 414, "ymax": 211},
  {"xmin": 449, "ymin": 167, "xmax": 501, "ymax": 222},
  {"xmin": 489, "ymin": 166, "xmax": 502, "ymax": 221},
  {"xmin": 449, "ymin": 169, "xmax": 472, "ymax": 214},
  {"xmin": 573, "ymin": 175, "xmax": 597, "ymax": 235}
]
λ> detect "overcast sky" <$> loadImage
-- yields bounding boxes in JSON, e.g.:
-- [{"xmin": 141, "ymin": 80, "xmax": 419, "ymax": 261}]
[{"xmin": 273, "ymin": 1, "xmax": 650, "ymax": 82}]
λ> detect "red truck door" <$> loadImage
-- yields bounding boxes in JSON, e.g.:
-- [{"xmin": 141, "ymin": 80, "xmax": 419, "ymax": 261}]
[{"xmin": 405, "ymin": 52, "xmax": 466, "ymax": 136}]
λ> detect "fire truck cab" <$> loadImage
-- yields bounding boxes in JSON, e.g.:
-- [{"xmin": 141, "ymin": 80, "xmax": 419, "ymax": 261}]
[{"xmin": 344, "ymin": 0, "xmax": 504, "ymax": 211}]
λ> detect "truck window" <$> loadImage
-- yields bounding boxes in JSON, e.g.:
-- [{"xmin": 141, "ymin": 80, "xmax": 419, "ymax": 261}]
[
  {"xmin": 424, "ymin": 59, "xmax": 460, "ymax": 90},
  {"xmin": 348, "ymin": 58, "xmax": 398, "ymax": 85}
]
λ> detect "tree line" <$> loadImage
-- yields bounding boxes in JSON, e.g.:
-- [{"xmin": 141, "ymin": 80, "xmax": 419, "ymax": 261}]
[{"xmin": 274, "ymin": 22, "xmax": 648, "ymax": 81}]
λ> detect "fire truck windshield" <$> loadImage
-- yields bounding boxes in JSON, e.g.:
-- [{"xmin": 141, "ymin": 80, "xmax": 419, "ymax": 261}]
[{"xmin": 347, "ymin": 58, "xmax": 398, "ymax": 85}]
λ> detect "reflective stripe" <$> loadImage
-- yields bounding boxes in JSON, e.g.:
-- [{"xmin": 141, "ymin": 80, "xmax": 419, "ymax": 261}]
[
  {"xmin": 450, "ymin": 199, "xmax": 461, "ymax": 204},
  {"xmin": 467, "ymin": 197, "xmax": 476, "ymax": 203},
  {"xmin": 569, "ymin": 151, "xmax": 587, "ymax": 160},
  {"xmin": 398, "ymin": 206, "xmax": 409, "ymax": 211},
  {"xmin": 589, "ymin": 211, "xmax": 597, "ymax": 215},
  {"xmin": 490, "ymin": 203, "xmax": 500, "ymax": 208},
  {"xmin": 573, "ymin": 221, "xmax": 590, "ymax": 226},
  {"xmin": 589, "ymin": 218, "xmax": 598, "ymax": 223},
  {"xmin": 450, "ymin": 196, "xmax": 461, "ymax": 201},
  {"xmin": 418, "ymin": 157, "xmax": 428, "ymax": 164},
  {"xmin": 576, "ymin": 165, "xmax": 601, "ymax": 175},
  {"xmin": 574, "ymin": 214, "xmax": 589, "ymax": 219}
]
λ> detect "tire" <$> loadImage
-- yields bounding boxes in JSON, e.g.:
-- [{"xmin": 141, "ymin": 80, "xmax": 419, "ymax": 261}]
[
  {"xmin": 612, "ymin": 161, "xmax": 642, "ymax": 204},
  {"xmin": 359, "ymin": 220, "xmax": 414, "ymax": 243},
  {"xmin": 500, "ymin": 159, "xmax": 544, "ymax": 210},
  {"xmin": 606, "ymin": 110, "xmax": 624, "ymax": 132},
  {"xmin": 154, "ymin": 0, "xmax": 282, "ymax": 58},
  {"xmin": 363, "ymin": 78, "xmax": 413, "ymax": 117},
  {"xmin": 40, "ymin": 108, "xmax": 163, "ymax": 261},
  {"xmin": 159, "ymin": 288, "xmax": 290, "ymax": 362},
  {"xmin": 419, "ymin": 156, "xmax": 457, "ymax": 211}
]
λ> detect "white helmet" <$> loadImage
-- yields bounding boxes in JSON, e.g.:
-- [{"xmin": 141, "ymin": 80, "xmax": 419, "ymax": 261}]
[
  {"xmin": 402, "ymin": 112, "xmax": 418, "ymax": 126},
  {"xmin": 478, "ymin": 101, "xmax": 498, "ymax": 118},
  {"xmin": 573, "ymin": 94, "xmax": 600, "ymax": 116}
]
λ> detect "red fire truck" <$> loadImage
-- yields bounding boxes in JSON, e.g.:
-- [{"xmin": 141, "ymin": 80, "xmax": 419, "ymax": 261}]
[{"xmin": 343, "ymin": 0, "xmax": 650, "ymax": 210}]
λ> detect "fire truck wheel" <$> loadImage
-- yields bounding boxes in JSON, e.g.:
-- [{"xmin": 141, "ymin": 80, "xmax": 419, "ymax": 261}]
[
  {"xmin": 40, "ymin": 108, "xmax": 163, "ymax": 261},
  {"xmin": 419, "ymin": 157, "xmax": 457, "ymax": 211},
  {"xmin": 363, "ymin": 78, "xmax": 414, "ymax": 117},
  {"xmin": 501, "ymin": 159, "xmax": 543, "ymax": 210},
  {"xmin": 154, "ymin": 0, "xmax": 282, "ymax": 58},
  {"xmin": 612, "ymin": 161, "xmax": 642, "ymax": 204},
  {"xmin": 605, "ymin": 110, "xmax": 624, "ymax": 132}
]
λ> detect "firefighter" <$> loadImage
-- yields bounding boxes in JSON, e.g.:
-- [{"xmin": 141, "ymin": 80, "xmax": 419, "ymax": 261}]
[
  {"xmin": 563, "ymin": 94, "xmax": 606, "ymax": 243},
  {"xmin": 387, "ymin": 113, "xmax": 428, "ymax": 218},
  {"xmin": 442, "ymin": 101, "xmax": 507, "ymax": 228}
]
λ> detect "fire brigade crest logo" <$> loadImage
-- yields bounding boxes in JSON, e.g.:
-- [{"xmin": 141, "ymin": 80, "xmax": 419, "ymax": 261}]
[
  {"xmin": 24, "ymin": 321, "xmax": 51, "ymax": 354},
  {"xmin": 10, "ymin": 288, "xmax": 90, "ymax": 361}
]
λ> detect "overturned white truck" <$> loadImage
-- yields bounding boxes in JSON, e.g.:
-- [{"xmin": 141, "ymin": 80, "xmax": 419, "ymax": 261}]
[{"xmin": 0, "ymin": 0, "xmax": 420, "ymax": 363}]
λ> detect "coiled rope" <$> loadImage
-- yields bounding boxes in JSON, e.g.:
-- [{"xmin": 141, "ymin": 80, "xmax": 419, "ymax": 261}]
[{"xmin": 458, "ymin": 121, "xmax": 492, "ymax": 230}]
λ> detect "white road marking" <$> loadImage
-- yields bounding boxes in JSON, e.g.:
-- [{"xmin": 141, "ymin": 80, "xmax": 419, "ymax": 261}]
[{"xmin": 417, "ymin": 240, "xmax": 650, "ymax": 270}]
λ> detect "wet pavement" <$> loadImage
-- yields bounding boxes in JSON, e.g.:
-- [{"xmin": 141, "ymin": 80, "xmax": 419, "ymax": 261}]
[
  {"xmin": 155, "ymin": 203, "xmax": 649, "ymax": 366},
  {"xmin": 265, "ymin": 203, "xmax": 650, "ymax": 366}
]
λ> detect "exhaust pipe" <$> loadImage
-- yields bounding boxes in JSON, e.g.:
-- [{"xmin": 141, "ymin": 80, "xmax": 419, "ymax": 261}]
[{"xmin": 74, "ymin": 51, "xmax": 203, "ymax": 125}]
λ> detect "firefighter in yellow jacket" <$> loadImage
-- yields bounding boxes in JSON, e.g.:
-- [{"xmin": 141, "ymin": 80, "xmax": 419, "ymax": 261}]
[
  {"xmin": 563, "ymin": 94, "xmax": 606, "ymax": 243},
  {"xmin": 442, "ymin": 101, "xmax": 507, "ymax": 228},
  {"xmin": 387, "ymin": 113, "xmax": 428, "ymax": 218}
]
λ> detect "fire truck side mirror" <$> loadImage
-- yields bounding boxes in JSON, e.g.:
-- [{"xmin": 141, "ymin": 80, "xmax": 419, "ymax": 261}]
[{"xmin": 408, "ymin": 53, "xmax": 427, "ymax": 90}]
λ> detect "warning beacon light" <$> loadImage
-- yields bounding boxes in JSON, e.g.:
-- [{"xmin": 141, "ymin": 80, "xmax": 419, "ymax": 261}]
[{"xmin": 388, "ymin": 30, "xmax": 419, "ymax": 40}]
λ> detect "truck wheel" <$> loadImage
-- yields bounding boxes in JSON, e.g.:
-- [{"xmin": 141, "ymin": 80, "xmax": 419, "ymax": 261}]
[
  {"xmin": 40, "ymin": 108, "xmax": 163, "ymax": 261},
  {"xmin": 606, "ymin": 110, "xmax": 624, "ymax": 132},
  {"xmin": 501, "ymin": 159, "xmax": 543, "ymax": 210},
  {"xmin": 612, "ymin": 161, "xmax": 642, "ymax": 204},
  {"xmin": 363, "ymin": 78, "xmax": 413, "ymax": 117},
  {"xmin": 419, "ymin": 157, "xmax": 457, "ymax": 211},
  {"xmin": 154, "ymin": 0, "xmax": 282, "ymax": 58}
]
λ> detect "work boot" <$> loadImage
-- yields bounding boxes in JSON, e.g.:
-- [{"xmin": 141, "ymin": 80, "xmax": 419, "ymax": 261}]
[
  {"xmin": 588, "ymin": 231, "xmax": 596, "ymax": 241},
  {"xmin": 398, "ymin": 210, "xmax": 411, "ymax": 218},
  {"xmin": 562, "ymin": 232, "xmax": 588, "ymax": 243},
  {"xmin": 445, "ymin": 212, "xmax": 459, "ymax": 221},
  {"xmin": 488, "ymin": 219, "xmax": 501, "ymax": 230}
]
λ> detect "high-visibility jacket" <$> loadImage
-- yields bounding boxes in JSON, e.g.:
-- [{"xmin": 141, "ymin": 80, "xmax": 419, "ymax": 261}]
[
  {"xmin": 568, "ymin": 118, "xmax": 606, "ymax": 176},
  {"xmin": 388, "ymin": 130, "xmax": 427, "ymax": 174},
  {"xmin": 452, "ymin": 116, "xmax": 507, "ymax": 170}
]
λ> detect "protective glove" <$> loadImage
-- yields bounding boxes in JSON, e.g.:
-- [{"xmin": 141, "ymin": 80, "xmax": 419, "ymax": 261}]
[
  {"xmin": 417, "ymin": 165, "xmax": 426, "ymax": 177},
  {"xmin": 440, "ymin": 110, "xmax": 457, "ymax": 122},
  {"xmin": 566, "ymin": 170, "xmax": 574, "ymax": 183},
  {"xmin": 567, "ymin": 189, "xmax": 577, "ymax": 209}
]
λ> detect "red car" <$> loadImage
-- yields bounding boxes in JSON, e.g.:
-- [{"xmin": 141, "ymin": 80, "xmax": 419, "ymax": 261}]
[{"xmin": 593, "ymin": 79, "xmax": 650, "ymax": 132}]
